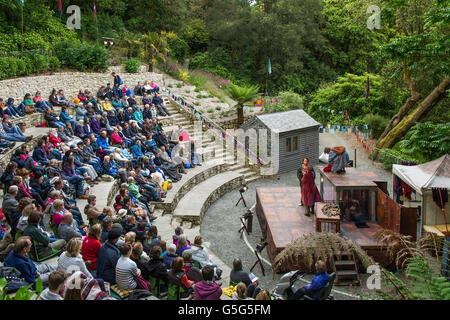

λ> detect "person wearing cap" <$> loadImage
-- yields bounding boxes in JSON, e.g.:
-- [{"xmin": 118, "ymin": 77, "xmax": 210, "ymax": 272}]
[
  {"xmin": 6, "ymin": 97, "xmax": 26, "ymax": 117},
  {"xmin": 1, "ymin": 98, "xmax": 20, "ymax": 119},
  {"xmin": 96, "ymin": 223, "xmax": 123, "ymax": 284}
]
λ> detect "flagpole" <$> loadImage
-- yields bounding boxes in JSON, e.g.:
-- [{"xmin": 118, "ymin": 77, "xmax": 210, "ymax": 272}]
[{"xmin": 21, "ymin": 3, "xmax": 23, "ymax": 58}]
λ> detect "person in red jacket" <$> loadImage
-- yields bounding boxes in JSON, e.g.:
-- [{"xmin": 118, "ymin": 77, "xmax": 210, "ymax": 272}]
[
  {"xmin": 49, "ymin": 128, "xmax": 62, "ymax": 148},
  {"xmin": 82, "ymin": 224, "xmax": 102, "ymax": 273}
]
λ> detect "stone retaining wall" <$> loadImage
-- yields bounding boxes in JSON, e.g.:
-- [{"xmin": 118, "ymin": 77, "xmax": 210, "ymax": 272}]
[
  {"xmin": 183, "ymin": 174, "xmax": 245, "ymax": 227},
  {"xmin": 153, "ymin": 162, "xmax": 228, "ymax": 213}
]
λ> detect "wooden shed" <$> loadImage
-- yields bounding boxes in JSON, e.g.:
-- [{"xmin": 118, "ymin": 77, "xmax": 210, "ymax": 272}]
[{"xmin": 242, "ymin": 109, "xmax": 320, "ymax": 174}]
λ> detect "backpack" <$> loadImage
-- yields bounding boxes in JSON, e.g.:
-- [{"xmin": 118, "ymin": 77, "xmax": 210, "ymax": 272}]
[
  {"xmin": 127, "ymin": 289, "xmax": 152, "ymax": 300},
  {"xmin": 0, "ymin": 266, "xmax": 29, "ymax": 293}
]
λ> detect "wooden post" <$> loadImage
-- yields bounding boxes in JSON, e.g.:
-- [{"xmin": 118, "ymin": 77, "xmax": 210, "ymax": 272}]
[
  {"xmin": 354, "ymin": 148, "xmax": 357, "ymax": 169},
  {"xmin": 371, "ymin": 190, "xmax": 376, "ymax": 223}
]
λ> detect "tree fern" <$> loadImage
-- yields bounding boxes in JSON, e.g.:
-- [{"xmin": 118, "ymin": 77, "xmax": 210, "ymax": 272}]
[{"xmin": 406, "ymin": 255, "xmax": 450, "ymax": 300}]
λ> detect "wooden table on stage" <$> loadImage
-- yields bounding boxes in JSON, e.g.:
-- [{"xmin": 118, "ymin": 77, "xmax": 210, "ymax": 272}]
[{"xmin": 315, "ymin": 202, "xmax": 340, "ymax": 233}]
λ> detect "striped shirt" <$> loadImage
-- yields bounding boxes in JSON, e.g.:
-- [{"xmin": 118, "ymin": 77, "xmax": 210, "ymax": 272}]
[
  {"xmin": 57, "ymin": 252, "xmax": 93, "ymax": 278},
  {"xmin": 115, "ymin": 257, "xmax": 138, "ymax": 290}
]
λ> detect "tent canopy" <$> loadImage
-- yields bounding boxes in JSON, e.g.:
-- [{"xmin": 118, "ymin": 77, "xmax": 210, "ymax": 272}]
[{"xmin": 392, "ymin": 154, "xmax": 450, "ymax": 195}]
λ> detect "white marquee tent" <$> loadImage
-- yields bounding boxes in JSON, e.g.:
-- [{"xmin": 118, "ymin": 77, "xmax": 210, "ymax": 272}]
[{"xmin": 393, "ymin": 154, "xmax": 450, "ymax": 236}]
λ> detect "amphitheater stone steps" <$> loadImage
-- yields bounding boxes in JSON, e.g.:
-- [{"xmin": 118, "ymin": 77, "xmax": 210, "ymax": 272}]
[{"xmin": 172, "ymin": 171, "xmax": 245, "ymax": 226}]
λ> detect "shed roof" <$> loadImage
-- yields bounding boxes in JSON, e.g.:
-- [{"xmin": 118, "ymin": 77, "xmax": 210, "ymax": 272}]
[{"xmin": 254, "ymin": 109, "xmax": 320, "ymax": 133}]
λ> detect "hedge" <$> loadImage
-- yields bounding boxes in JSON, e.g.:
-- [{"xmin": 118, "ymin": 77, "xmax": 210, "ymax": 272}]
[
  {"xmin": 0, "ymin": 55, "xmax": 61, "ymax": 80},
  {"xmin": 53, "ymin": 40, "xmax": 110, "ymax": 72}
]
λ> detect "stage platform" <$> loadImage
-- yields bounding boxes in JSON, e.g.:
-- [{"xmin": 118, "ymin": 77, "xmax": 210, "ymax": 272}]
[{"xmin": 255, "ymin": 187, "xmax": 389, "ymax": 269}]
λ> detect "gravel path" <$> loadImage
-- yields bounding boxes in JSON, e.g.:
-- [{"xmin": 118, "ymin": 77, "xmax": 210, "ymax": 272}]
[{"xmin": 200, "ymin": 130, "xmax": 394, "ymax": 299}]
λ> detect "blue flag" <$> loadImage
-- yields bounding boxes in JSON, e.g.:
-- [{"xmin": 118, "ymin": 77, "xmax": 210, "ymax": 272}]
[{"xmin": 268, "ymin": 58, "xmax": 272, "ymax": 75}]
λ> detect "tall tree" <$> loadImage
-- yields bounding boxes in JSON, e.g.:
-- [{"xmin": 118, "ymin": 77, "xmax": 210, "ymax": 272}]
[{"xmin": 375, "ymin": 0, "xmax": 450, "ymax": 153}]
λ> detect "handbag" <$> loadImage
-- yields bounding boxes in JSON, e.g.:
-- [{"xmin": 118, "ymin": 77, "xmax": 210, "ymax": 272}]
[{"xmin": 134, "ymin": 274, "xmax": 152, "ymax": 292}]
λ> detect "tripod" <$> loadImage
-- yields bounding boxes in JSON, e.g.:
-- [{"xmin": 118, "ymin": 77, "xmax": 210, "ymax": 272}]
[
  {"xmin": 235, "ymin": 191, "xmax": 247, "ymax": 207},
  {"xmin": 250, "ymin": 249, "xmax": 265, "ymax": 277}
]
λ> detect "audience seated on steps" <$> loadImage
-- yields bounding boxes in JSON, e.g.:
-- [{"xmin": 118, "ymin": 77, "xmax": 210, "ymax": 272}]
[
  {"xmin": 39, "ymin": 269, "xmax": 67, "ymax": 300},
  {"xmin": 4, "ymin": 236, "xmax": 57, "ymax": 289},
  {"xmin": 22, "ymin": 211, "xmax": 66, "ymax": 261},
  {"xmin": 0, "ymin": 78, "xmax": 256, "ymax": 300},
  {"xmin": 82, "ymin": 224, "xmax": 103, "ymax": 275},
  {"xmin": 1, "ymin": 117, "xmax": 33, "ymax": 142},
  {"xmin": 193, "ymin": 264, "xmax": 222, "ymax": 300}
]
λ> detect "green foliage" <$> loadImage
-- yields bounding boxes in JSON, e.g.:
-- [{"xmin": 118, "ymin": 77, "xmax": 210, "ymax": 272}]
[
  {"xmin": 378, "ymin": 148, "xmax": 421, "ymax": 170},
  {"xmin": 264, "ymin": 91, "xmax": 304, "ymax": 114},
  {"xmin": 406, "ymin": 255, "xmax": 450, "ymax": 300},
  {"xmin": 0, "ymin": 277, "xmax": 43, "ymax": 300},
  {"xmin": 308, "ymin": 73, "xmax": 400, "ymax": 121},
  {"xmin": 54, "ymin": 40, "xmax": 110, "ymax": 72},
  {"xmin": 176, "ymin": 83, "xmax": 183, "ymax": 88},
  {"xmin": 167, "ymin": 35, "xmax": 189, "ymax": 62},
  {"xmin": 397, "ymin": 122, "xmax": 450, "ymax": 162},
  {"xmin": 0, "ymin": 55, "xmax": 59, "ymax": 80},
  {"xmin": 181, "ymin": 18, "xmax": 208, "ymax": 53},
  {"xmin": 363, "ymin": 114, "xmax": 389, "ymax": 139},
  {"xmin": 226, "ymin": 84, "xmax": 260, "ymax": 108},
  {"xmin": 125, "ymin": 58, "xmax": 140, "ymax": 73}
]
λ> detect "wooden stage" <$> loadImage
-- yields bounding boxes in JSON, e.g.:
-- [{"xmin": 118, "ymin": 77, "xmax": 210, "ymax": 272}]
[{"xmin": 256, "ymin": 187, "xmax": 389, "ymax": 268}]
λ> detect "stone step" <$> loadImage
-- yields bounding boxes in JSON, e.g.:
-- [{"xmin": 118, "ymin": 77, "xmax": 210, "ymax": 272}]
[
  {"xmin": 245, "ymin": 174, "xmax": 261, "ymax": 184},
  {"xmin": 172, "ymin": 171, "xmax": 245, "ymax": 225}
]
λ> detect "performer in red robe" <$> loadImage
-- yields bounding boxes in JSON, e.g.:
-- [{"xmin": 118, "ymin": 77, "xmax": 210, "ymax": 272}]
[{"xmin": 301, "ymin": 166, "xmax": 322, "ymax": 216}]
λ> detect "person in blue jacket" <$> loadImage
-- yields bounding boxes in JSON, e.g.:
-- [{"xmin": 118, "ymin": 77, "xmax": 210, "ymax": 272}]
[
  {"xmin": 96, "ymin": 130, "xmax": 113, "ymax": 154},
  {"xmin": 59, "ymin": 106, "xmax": 77, "ymax": 129},
  {"xmin": 4, "ymin": 237, "xmax": 56, "ymax": 289},
  {"xmin": 290, "ymin": 260, "xmax": 329, "ymax": 300},
  {"xmin": 96, "ymin": 224, "xmax": 122, "ymax": 285}
]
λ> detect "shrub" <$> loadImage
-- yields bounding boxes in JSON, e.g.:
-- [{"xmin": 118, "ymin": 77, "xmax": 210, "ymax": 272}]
[
  {"xmin": 194, "ymin": 87, "xmax": 201, "ymax": 92},
  {"xmin": 176, "ymin": 83, "xmax": 183, "ymax": 88},
  {"xmin": 378, "ymin": 148, "xmax": 420, "ymax": 170},
  {"xmin": 125, "ymin": 58, "xmax": 140, "ymax": 73},
  {"xmin": 0, "ymin": 55, "xmax": 60, "ymax": 80},
  {"xmin": 363, "ymin": 114, "xmax": 389, "ymax": 139},
  {"xmin": 168, "ymin": 84, "xmax": 173, "ymax": 88},
  {"xmin": 54, "ymin": 40, "xmax": 110, "ymax": 72},
  {"xmin": 397, "ymin": 122, "xmax": 450, "ymax": 162},
  {"xmin": 215, "ymin": 106, "xmax": 222, "ymax": 111},
  {"xmin": 167, "ymin": 35, "xmax": 189, "ymax": 62},
  {"xmin": 207, "ymin": 109, "xmax": 214, "ymax": 113},
  {"xmin": 31, "ymin": 55, "xmax": 50, "ymax": 74}
]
